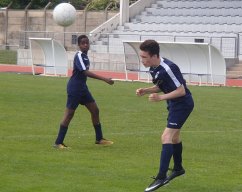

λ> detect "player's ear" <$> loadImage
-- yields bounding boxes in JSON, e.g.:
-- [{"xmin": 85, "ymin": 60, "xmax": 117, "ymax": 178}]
[{"xmin": 151, "ymin": 54, "xmax": 158, "ymax": 59}]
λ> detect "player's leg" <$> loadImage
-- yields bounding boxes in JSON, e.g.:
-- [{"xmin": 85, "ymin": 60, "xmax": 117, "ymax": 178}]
[
  {"xmin": 85, "ymin": 101, "xmax": 102, "ymax": 140},
  {"xmin": 61, "ymin": 107, "xmax": 76, "ymax": 127},
  {"xmin": 54, "ymin": 108, "xmax": 75, "ymax": 148},
  {"xmin": 156, "ymin": 128, "xmax": 180, "ymax": 179},
  {"xmin": 167, "ymin": 131, "xmax": 186, "ymax": 181},
  {"xmin": 85, "ymin": 102, "xmax": 113, "ymax": 145},
  {"xmin": 160, "ymin": 128, "xmax": 180, "ymax": 174},
  {"xmin": 145, "ymin": 128, "xmax": 178, "ymax": 192},
  {"xmin": 85, "ymin": 101, "xmax": 100, "ymax": 125},
  {"xmin": 54, "ymin": 94, "xmax": 78, "ymax": 149},
  {"xmin": 172, "ymin": 131, "xmax": 184, "ymax": 171},
  {"xmin": 167, "ymin": 103, "xmax": 194, "ymax": 180}
]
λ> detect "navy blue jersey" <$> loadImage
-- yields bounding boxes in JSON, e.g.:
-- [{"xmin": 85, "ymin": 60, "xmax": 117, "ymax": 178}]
[
  {"xmin": 67, "ymin": 51, "xmax": 90, "ymax": 95},
  {"xmin": 150, "ymin": 57, "xmax": 191, "ymax": 101},
  {"xmin": 150, "ymin": 58, "xmax": 194, "ymax": 128}
]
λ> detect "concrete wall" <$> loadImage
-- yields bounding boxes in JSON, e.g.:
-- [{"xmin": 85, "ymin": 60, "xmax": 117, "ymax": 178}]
[
  {"xmin": 17, "ymin": 48, "xmax": 126, "ymax": 73},
  {"xmin": 0, "ymin": 9, "xmax": 118, "ymax": 47}
]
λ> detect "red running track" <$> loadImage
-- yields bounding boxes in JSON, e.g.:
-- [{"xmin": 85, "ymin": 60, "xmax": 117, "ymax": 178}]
[{"xmin": 0, "ymin": 64, "xmax": 241, "ymax": 87}]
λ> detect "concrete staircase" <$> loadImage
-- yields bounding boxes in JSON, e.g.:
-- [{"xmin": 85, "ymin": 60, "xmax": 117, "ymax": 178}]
[{"xmin": 227, "ymin": 62, "xmax": 242, "ymax": 79}]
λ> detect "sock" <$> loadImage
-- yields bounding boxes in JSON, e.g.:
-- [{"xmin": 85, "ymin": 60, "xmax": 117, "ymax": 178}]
[
  {"xmin": 173, "ymin": 142, "xmax": 183, "ymax": 170},
  {"xmin": 157, "ymin": 144, "xmax": 173, "ymax": 179},
  {"xmin": 94, "ymin": 123, "xmax": 103, "ymax": 141},
  {"xmin": 55, "ymin": 125, "xmax": 68, "ymax": 144}
]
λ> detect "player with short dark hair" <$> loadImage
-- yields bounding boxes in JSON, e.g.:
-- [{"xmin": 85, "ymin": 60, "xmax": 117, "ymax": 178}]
[
  {"xmin": 136, "ymin": 40, "xmax": 194, "ymax": 192},
  {"xmin": 54, "ymin": 35, "xmax": 114, "ymax": 149}
]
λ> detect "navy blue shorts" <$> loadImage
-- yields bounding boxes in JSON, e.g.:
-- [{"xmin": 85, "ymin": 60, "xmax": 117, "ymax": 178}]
[
  {"xmin": 66, "ymin": 91, "xmax": 95, "ymax": 110},
  {"xmin": 167, "ymin": 96, "xmax": 194, "ymax": 129}
]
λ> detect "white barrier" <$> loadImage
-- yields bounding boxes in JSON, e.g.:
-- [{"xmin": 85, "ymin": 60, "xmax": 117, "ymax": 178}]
[
  {"xmin": 29, "ymin": 38, "xmax": 68, "ymax": 76},
  {"xmin": 123, "ymin": 41, "xmax": 226, "ymax": 85}
]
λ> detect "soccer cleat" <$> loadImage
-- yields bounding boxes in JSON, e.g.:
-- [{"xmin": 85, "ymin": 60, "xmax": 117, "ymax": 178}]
[
  {"xmin": 167, "ymin": 168, "xmax": 185, "ymax": 181},
  {"xmin": 144, "ymin": 176, "xmax": 169, "ymax": 192},
  {"xmin": 53, "ymin": 143, "xmax": 69, "ymax": 149},
  {"xmin": 95, "ymin": 138, "xmax": 113, "ymax": 146}
]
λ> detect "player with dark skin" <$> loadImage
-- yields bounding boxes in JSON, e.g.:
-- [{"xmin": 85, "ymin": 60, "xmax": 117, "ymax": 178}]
[{"xmin": 54, "ymin": 35, "xmax": 114, "ymax": 148}]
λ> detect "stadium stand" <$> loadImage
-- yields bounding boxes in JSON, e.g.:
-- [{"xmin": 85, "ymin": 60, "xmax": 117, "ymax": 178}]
[{"xmin": 90, "ymin": 0, "xmax": 242, "ymax": 79}]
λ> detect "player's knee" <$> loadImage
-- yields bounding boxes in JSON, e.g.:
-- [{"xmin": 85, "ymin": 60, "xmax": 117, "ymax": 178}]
[
  {"xmin": 66, "ymin": 110, "xmax": 74, "ymax": 120},
  {"xmin": 161, "ymin": 132, "xmax": 171, "ymax": 143},
  {"xmin": 92, "ymin": 107, "xmax": 99, "ymax": 117},
  {"xmin": 172, "ymin": 137, "xmax": 180, "ymax": 144},
  {"xmin": 172, "ymin": 131, "xmax": 181, "ymax": 143}
]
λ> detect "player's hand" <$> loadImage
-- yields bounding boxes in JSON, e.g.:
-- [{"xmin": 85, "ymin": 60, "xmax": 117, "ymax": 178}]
[
  {"xmin": 149, "ymin": 93, "xmax": 161, "ymax": 102},
  {"xmin": 105, "ymin": 78, "xmax": 114, "ymax": 85},
  {"xmin": 136, "ymin": 88, "xmax": 145, "ymax": 96}
]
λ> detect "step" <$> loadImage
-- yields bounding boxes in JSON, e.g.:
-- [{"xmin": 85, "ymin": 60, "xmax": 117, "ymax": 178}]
[
  {"xmin": 227, "ymin": 63, "xmax": 242, "ymax": 71},
  {"xmin": 226, "ymin": 74, "xmax": 242, "ymax": 79},
  {"xmin": 228, "ymin": 66, "xmax": 242, "ymax": 71},
  {"xmin": 226, "ymin": 71, "xmax": 242, "ymax": 75}
]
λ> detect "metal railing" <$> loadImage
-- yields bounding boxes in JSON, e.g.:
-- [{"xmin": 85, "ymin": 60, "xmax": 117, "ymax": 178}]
[{"xmin": 18, "ymin": 31, "xmax": 239, "ymax": 58}]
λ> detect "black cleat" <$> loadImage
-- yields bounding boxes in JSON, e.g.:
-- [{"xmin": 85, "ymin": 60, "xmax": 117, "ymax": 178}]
[
  {"xmin": 167, "ymin": 168, "xmax": 185, "ymax": 181},
  {"xmin": 144, "ymin": 176, "xmax": 169, "ymax": 192}
]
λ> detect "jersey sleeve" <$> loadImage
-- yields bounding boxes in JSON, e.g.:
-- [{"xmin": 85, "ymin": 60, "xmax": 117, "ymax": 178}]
[
  {"xmin": 170, "ymin": 65, "xmax": 184, "ymax": 87},
  {"xmin": 74, "ymin": 52, "xmax": 88, "ymax": 72}
]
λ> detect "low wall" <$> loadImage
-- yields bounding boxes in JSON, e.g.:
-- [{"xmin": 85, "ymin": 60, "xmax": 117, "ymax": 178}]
[
  {"xmin": 17, "ymin": 48, "xmax": 125, "ymax": 72},
  {"xmin": 0, "ymin": 9, "xmax": 118, "ymax": 46}
]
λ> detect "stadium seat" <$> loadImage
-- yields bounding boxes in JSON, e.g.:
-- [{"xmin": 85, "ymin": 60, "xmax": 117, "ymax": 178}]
[{"xmin": 92, "ymin": 0, "xmax": 242, "ymax": 58}]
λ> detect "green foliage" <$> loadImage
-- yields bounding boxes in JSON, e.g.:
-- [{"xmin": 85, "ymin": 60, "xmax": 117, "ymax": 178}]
[
  {"xmin": 87, "ymin": 0, "xmax": 119, "ymax": 11},
  {"xmin": 30, "ymin": 0, "xmax": 50, "ymax": 9},
  {"xmin": 70, "ymin": 0, "xmax": 89, "ymax": 10},
  {"xmin": 48, "ymin": 0, "xmax": 89, "ymax": 10},
  {"xmin": 0, "ymin": 0, "xmax": 134, "ymax": 10},
  {"xmin": 1, "ymin": 0, "xmax": 89, "ymax": 10},
  {"xmin": 10, "ymin": 0, "xmax": 30, "ymax": 9},
  {"xmin": 0, "ymin": 0, "xmax": 12, "ymax": 8},
  {"xmin": 0, "ymin": 0, "xmax": 138, "ymax": 10},
  {"xmin": 0, "ymin": 73, "xmax": 242, "ymax": 192}
]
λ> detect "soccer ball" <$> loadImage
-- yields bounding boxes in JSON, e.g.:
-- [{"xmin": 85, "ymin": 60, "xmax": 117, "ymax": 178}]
[{"xmin": 53, "ymin": 3, "xmax": 76, "ymax": 27}]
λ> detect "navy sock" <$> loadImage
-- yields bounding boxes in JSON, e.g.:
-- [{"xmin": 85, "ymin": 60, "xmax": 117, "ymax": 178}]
[
  {"xmin": 94, "ymin": 123, "xmax": 103, "ymax": 141},
  {"xmin": 173, "ymin": 142, "xmax": 183, "ymax": 170},
  {"xmin": 158, "ymin": 144, "xmax": 173, "ymax": 179},
  {"xmin": 55, "ymin": 125, "xmax": 68, "ymax": 144}
]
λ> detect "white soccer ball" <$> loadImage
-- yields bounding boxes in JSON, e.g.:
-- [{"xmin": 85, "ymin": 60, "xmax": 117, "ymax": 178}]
[{"xmin": 53, "ymin": 3, "xmax": 76, "ymax": 27}]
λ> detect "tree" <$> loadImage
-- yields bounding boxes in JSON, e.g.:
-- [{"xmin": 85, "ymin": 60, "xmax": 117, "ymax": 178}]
[
  {"xmin": 10, "ymin": 0, "xmax": 30, "ymax": 9},
  {"xmin": 0, "ymin": 0, "xmax": 138, "ymax": 10},
  {"xmin": 0, "ymin": 0, "xmax": 12, "ymax": 8},
  {"xmin": 87, "ymin": 0, "xmax": 119, "ymax": 11}
]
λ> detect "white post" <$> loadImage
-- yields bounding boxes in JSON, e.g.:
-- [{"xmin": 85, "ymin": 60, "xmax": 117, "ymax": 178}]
[
  {"xmin": 29, "ymin": 39, "xmax": 35, "ymax": 75},
  {"xmin": 120, "ymin": 0, "xmax": 129, "ymax": 25},
  {"xmin": 51, "ymin": 39, "xmax": 57, "ymax": 76},
  {"xmin": 208, "ymin": 44, "xmax": 214, "ymax": 85}
]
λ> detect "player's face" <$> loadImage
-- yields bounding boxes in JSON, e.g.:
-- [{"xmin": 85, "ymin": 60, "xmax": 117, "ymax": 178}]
[
  {"xmin": 139, "ymin": 50, "xmax": 157, "ymax": 68},
  {"xmin": 79, "ymin": 38, "xmax": 89, "ymax": 53}
]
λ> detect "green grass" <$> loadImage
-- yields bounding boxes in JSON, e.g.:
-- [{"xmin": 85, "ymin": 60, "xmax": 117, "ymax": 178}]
[
  {"xmin": 0, "ymin": 73, "xmax": 242, "ymax": 192},
  {"xmin": 0, "ymin": 50, "xmax": 17, "ymax": 64}
]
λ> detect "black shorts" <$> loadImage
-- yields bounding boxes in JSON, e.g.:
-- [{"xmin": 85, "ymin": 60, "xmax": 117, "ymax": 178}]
[
  {"xmin": 66, "ymin": 91, "xmax": 95, "ymax": 110},
  {"xmin": 167, "ymin": 96, "xmax": 194, "ymax": 129}
]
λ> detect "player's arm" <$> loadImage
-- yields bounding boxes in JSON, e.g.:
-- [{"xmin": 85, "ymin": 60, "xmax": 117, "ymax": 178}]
[
  {"xmin": 136, "ymin": 85, "xmax": 160, "ymax": 96},
  {"xmin": 149, "ymin": 84, "xmax": 186, "ymax": 102},
  {"xmin": 84, "ymin": 70, "xmax": 114, "ymax": 85}
]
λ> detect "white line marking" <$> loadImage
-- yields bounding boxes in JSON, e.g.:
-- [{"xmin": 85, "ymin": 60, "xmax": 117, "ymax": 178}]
[{"xmin": 1, "ymin": 129, "xmax": 242, "ymax": 140}]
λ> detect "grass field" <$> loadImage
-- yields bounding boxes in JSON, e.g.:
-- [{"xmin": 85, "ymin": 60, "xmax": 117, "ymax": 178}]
[
  {"xmin": 0, "ymin": 73, "xmax": 241, "ymax": 192},
  {"xmin": 0, "ymin": 50, "xmax": 17, "ymax": 64}
]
